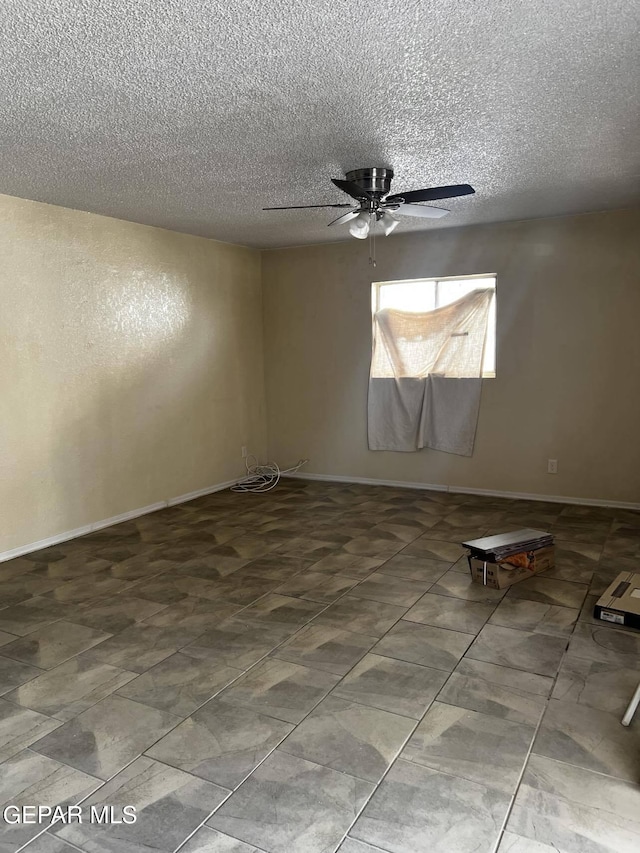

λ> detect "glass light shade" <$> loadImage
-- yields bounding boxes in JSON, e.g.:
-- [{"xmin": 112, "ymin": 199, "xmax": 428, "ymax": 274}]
[
  {"xmin": 349, "ymin": 211, "xmax": 371, "ymax": 239},
  {"xmin": 382, "ymin": 212, "xmax": 400, "ymax": 235}
]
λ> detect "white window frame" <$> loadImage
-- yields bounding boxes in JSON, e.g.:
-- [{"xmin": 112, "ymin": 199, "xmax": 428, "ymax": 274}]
[{"xmin": 371, "ymin": 273, "xmax": 497, "ymax": 378}]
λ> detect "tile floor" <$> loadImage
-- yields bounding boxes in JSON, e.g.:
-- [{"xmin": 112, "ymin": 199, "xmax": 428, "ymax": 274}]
[{"xmin": 0, "ymin": 480, "xmax": 639, "ymax": 853}]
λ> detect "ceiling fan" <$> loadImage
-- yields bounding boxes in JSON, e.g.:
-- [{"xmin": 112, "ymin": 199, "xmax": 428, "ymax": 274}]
[{"xmin": 263, "ymin": 168, "xmax": 475, "ymax": 239}]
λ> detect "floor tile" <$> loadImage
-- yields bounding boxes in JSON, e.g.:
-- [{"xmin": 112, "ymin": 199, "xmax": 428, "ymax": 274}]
[
  {"xmin": 588, "ymin": 565, "xmax": 627, "ymax": 596},
  {"xmin": 404, "ymin": 593, "xmax": 496, "ymax": 635},
  {"xmin": 0, "ymin": 699, "xmax": 62, "ymax": 761},
  {"xmin": 147, "ymin": 698, "xmax": 293, "ymax": 788},
  {"xmin": 309, "ymin": 553, "xmax": 384, "ymax": 578},
  {"xmin": 277, "ymin": 537, "xmax": 341, "ymax": 559},
  {"xmin": 401, "ymin": 538, "xmax": 467, "ymax": 562},
  {"xmin": 117, "ymin": 652, "xmax": 241, "ymax": 717},
  {"xmin": 350, "ymin": 572, "xmax": 431, "ymax": 607},
  {"xmin": 351, "ymin": 758, "xmax": 509, "ymax": 853},
  {"xmin": 551, "ymin": 654, "xmax": 640, "ymax": 715},
  {"xmin": 316, "ymin": 597, "xmax": 406, "ymax": 637},
  {"xmin": 553, "ymin": 527, "xmax": 608, "ymax": 546},
  {"xmin": 211, "ymin": 534, "xmax": 281, "ymax": 561},
  {"xmin": 437, "ymin": 672, "xmax": 547, "ymax": 725},
  {"xmin": 0, "ymin": 556, "xmax": 43, "ymax": 582},
  {"xmin": 239, "ymin": 594, "xmax": 324, "ymax": 628},
  {"xmin": 70, "ymin": 596, "xmax": 168, "ymax": 633},
  {"xmin": 181, "ymin": 574, "xmax": 280, "ymax": 607},
  {"xmin": 506, "ymin": 754, "xmax": 640, "ymax": 852},
  {"xmin": 0, "ymin": 749, "xmax": 99, "ymax": 853},
  {"xmin": 0, "ymin": 575, "xmax": 64, "ymax": 607},
  {"xmin": 505, "ymin": 575, "xmax": 588, "ymax": 609},
  {"xmin": 375, "ymin": 555, "xmax": 451, "ymax": 583},
  {"xmin": 181, "ymin": 618, "xmax": 295, "ymax": 669},
  {"xmin": 532, "ymin": 698, "xmax": 640, "ymax": 782},
  {"xmin": 279, "ymin": 695, "xmax": 414, "ymax": 782},
  {"xmin": 273, "ymin": 571, "xmax": 359, "ymax": 603},
  {"xmin": 402, "ymin": 701, "xmax": 534, "ymax": 794},
  {"xmin": 0, "ymin": 621, "xmax": 111, "ymax": 670},
  {"xmin": 601, "ymin": 530, "xmax": 640, "ymax": 557},
  {"xmin": 337, "ymin": 839, "xmax": 387, "ymax": 853},
  {"xmin": 207, "ymin": 751, "xmax": 373, "ymax": 853},
  {"xmin": 172, "ymin": 553, "xmax": 248, "ymax": 581},
  {"xmin": 577, "ymin": 591, "xmax": 604, "ymax": 624},
  {"xmin": 454, "ymin": 658, "xmax": 554, "ymax": 697},
  {"xmin": 496, "ymin": 831, "xmax": 562, "ymax": 851},
  {"xmin": 86, "ymin": 623, "xmax": 193, "ymax": 672},
  {"xmin": 429, "ymin": 569, "xmax": 508, "ymax": 604},
  {"xmin": 15, "ymin": 835, "xmax": 81, "ymax": 852},
  {"xmin": 597, "ymin": 554, "xmax": 637, "ymax": 575},
  {"xmin": 333, "ymin": 653, "xmax": 448, "ymax": 719},
  {"xmin": 142, "ymin": 596, "xmax": 240, "ymax": 632},
  {"xmin": 371, "ymin": 521, "xmax": 424, "ymax": 544},
  {"xmin": 125, "ymin": 573, "xmax": 198, "ymax": 605},
  {"xmin": 0, "ymin": 598, "xmax": 68, "ymax": 636},
  {"xmin": 544, "ymin": 542, "xmax": 599, "ymax": 583},
  {"xmin": 32, "ymin": 694, "xmax": 180, "ymax": 779},
  {"xmin": 343, "ymin": 536, "xmax": 405, "ymax": 559},
  {"xmin": 466, "ymin": 624, "xmax": 568, "ymax": 677},
  {"xmin": 420, "ymin": 524, "xmax": 491, "ymax": 544},
  {"xmin": 104, "ymin": 553, "xmax": 176, "ymax": 581},
  {"xmin": 218, "ymin": 659, "xmax": 339, "ymax": 724},
  {"xmin": 6, "ymin": 655, "xmax": 136, "ymax": 720},
  {"xmin": 180, "ymin": 826, "xmax": 264, "ymax": 852},
  {"xmin": 489, "ymin": 598, "xmax": 578, "ymax": 637},
  {"xmin": 567, "ymin": 622, "xmax": 640, "ymax": 665},
  {"xmin": 43, "ymin": 571, "xmax": 131, "ymax": 603},
  {"xmin": 270, "ymin": 623, "xmax": 377, "ymax": 676},
  {"xmin": 240, "ymin": 554, "xmax": 318, "ymax": 581},
  {"xmin": 372, "ymin": 620, "xmax": 472, "ymax": 671},
  {"xmin": 53, "ymin": 756, "xmax": 229, "ymax": 853},
  {"xmin": 0, "ymin": 655, "xmax": 42, "ymax": 696},
  {"xmin": 0, "ymin": 631, "xmax": 31, "ymax": 654}
]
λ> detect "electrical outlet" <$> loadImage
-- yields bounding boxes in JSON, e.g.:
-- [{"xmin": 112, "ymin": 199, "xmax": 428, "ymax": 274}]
[
  {"xmin": 547, "ymin": 459, "xmax": 558, "ymax": 474},
  {"xmin": 241, "ymin": 446, "xmax": 248, "ymax": 458}
]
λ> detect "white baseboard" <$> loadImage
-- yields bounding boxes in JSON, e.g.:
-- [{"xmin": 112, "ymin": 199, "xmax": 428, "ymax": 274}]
[
  {"xmin": 0, "ymin": 478, "xmax": 239, "ymax": 564},
  {"xmin": 283, "ymin": 471, "xmax": 447, "ymax": 492},
  {"xmin": 167, "ymin": 479, "xmax": 239, "ymax": 507},
  {"xmin": 283, "ymin": 472, "xmax": 640, "ymax": 510}
]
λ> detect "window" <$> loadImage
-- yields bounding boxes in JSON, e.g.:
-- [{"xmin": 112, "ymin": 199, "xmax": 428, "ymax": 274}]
[{"xmin": 371, "ymin": 274, "xmax": 497, "ymax": 377}]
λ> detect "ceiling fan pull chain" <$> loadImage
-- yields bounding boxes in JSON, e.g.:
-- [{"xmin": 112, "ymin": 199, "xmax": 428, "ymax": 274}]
[{"xmin": 369, "ymin": 215, "xmax": 376, "ymax": 267}]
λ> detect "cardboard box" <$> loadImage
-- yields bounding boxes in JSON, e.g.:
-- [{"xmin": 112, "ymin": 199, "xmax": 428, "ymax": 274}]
[
  {"xmin": 594, "ymin": 572, "xmax": 640, "ymax": 630},
  {"xmin": 468, "ymin": 545, "xmax": 555, "ymax": 590}
]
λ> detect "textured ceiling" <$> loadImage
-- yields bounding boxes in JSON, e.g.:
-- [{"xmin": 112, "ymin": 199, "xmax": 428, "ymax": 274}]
[{"xmin": 1, "ymin": 1, "xmax": 639, "ymax": 248}]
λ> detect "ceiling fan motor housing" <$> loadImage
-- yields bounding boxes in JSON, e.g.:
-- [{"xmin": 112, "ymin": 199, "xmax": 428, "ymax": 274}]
[{"xmin": 345, "ymin": 168, "xmax": 394, "ymax": 198}]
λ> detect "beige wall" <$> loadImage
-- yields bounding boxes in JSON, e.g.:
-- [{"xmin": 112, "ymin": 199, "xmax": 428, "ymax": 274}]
[
  {"xmin": 0, "ymin": 194, "xmax": 266, "ymax": 554},
  {"xmin": 263, "ymin": 208, "xmax": 640, "ymax": 504}
]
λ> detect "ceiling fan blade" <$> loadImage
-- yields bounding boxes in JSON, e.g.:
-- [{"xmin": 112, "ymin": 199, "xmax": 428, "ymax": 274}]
[
  {"xmin": 387, "ymin": 184, "xmax": 475, "ymax": 203},
  {"xmin": 263, "ymin": 203, "xmax": 354, "ymax": 210},
  {"xmin": 331, "ymin": 178, "xmax": 372, "ymax": 202},
  {"xmin": 328, "ymin": 209, "xmax": 361, "ymax": 227},
  {"xmin": 395, "ymin": 203, "xmax": 450, "ymax": 219}
]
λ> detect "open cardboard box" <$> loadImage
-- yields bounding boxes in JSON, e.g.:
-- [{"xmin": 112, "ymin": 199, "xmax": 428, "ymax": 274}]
[{"xmin": 468, "ymin": 545, "xmax": 555, "ymax": 590}]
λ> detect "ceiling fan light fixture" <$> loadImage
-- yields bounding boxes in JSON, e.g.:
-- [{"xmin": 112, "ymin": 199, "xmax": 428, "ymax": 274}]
[
  {"xmin": 348, "ymin": 211, "xmax": 371, "ymax": 239},
  {"xmin": 381, "ymin": 211, "xmax": 400, "ymax": 236}
]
